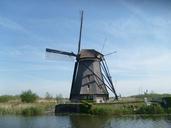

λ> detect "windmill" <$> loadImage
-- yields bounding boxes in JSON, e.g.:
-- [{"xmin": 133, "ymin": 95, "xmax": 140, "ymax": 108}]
[{"xmin": 46, "ymin": 11, "xmax": 118, "ymax": 103}]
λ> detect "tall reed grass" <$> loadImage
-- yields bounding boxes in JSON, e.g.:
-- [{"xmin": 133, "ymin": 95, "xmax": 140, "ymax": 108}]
[{"xmin": 0, "ymin": 102, "xmax": 56, "ymax": 116}]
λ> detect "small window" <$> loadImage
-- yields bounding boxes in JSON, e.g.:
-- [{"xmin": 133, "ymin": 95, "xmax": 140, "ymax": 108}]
[{"xmin": 87, "ymin": 85, "xmax": 90, "ymax": 92}]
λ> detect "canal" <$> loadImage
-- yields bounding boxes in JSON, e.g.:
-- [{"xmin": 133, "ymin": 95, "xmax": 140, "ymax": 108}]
[{"xmin": 0, "ymin": 115, "xmax": 171, "ymax": 128}]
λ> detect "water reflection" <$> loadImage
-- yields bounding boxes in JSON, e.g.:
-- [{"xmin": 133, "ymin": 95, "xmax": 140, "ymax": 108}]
[
  {"xmin": 69, "ymin": 115, "xmax": 111, "ymax": 128},
  {"xmin": 0, "ymin": 115, "xmax": 171, "ymax": 128},
  {"xmin": 109, "ymin": 116, "xmax": 171, "ymax": 128},
  {"xmin": 69, "ymin": 115, "xmax": 171, "ymax": 128},
  {"xmin": 0, "ymin": 115, "xmax": 71, "ymax": 128}
]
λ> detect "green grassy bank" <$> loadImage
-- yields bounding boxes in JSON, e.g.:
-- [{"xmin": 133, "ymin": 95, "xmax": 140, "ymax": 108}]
[
  {"xmin": 0, "ymin": 101, "xmax": 56, "ymax": 116},
  {"xmin": 0, "ymin": 90, "xmax": 62, "ymax": 116},
  {"xmin": 79, "ymin": 101, "xmax": 171, "ymax": 115},
  {"xmin": 1, "ymin": 92, "xmax": 171, "ymax": 116},
  {"xmin": 2, "ymin": 101, "xmax": 171, "ymax": 116}
]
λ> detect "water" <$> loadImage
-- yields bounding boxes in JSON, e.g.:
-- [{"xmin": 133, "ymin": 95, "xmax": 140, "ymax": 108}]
[{"xmin": 0, "ymin": 115, "xmax": 171, "ymax": 128}]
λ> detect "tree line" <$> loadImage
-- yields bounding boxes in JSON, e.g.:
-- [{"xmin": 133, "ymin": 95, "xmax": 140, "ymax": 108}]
[{"xmin": 0, "ymin": 90, "xmax": 64, "ymax": 103}]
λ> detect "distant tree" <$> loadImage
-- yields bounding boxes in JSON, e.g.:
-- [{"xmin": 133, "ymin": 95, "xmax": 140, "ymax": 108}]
[
  {"xmin": 56, "ymin": 94, "xmax": 63, "ymax": 104},
  {"xmin": 45, "ymin": 92, "xmax": 53, "ymax": 100},
  {"xmin": 20, "ymin": 90, "xmax": 38, "ymax": 103}
]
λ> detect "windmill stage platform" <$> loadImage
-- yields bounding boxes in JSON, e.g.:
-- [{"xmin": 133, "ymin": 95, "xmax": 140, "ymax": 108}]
[{"xmin": 55, "ymin": 103, "xmax": 85, "ymax": 113}]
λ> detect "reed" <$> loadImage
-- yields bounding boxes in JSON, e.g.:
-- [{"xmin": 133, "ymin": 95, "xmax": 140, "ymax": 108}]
[
  {"xmin": 22, "ymin": 107, "xmax": 43, "ymax": 116},
  {"xmin": 79, "ymin": 101, "xmax": 169, "ymax": 115},
  {"xmin": 90, "ymin": 104, "xmax": 134, "ymax": 115},
  {"xmin": 0, "ymin": 102, "xmax": 56, "ymax": 115},
  {"xmin": 135, "ymin": 104, "xmax": 164, "ymax": 114}
]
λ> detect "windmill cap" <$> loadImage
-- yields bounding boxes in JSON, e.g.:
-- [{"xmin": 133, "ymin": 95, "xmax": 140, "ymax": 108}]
[{"xmin": 79, "ymin": 49, "xmax": 104, "ymax": 59}]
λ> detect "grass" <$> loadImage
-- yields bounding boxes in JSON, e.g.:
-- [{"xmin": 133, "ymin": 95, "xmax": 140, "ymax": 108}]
[
  {"xmin": 131, "ymin": 93, "xmax": 171, "ymax": 101},
  {"xmin": 22, "ymin": 107, "xmax": 43, "ymax": 116},
  {"xmin": 0, "ymin": 101, "xmax": 56, "ymax": 116},
  {"xmin": 135, "ymin": 104, "xmax": 165, "ymax": 114},
  {"xmin": 77, "ymin": 101, "xmax": 143, "ymax": 115},
  {"xmin": 1, "ymin": 101, "xmax": 171, "ymax": 116},
  {"xmin": 78, "ymin": 101, "xmax": 171, "ymax": 116},
  {"xmin": 1, "ymin": 94, "xmax": 171, "ymax": 116},
  {"xmin": 0, "ymin": 93, "xmax": 60, "ymax": 116},
  {"xmin": 0, "ymin": 95, "xmax": 19, "ymax": 103},
  {"xmin": 90, "ymin": 104, "xmax": 135, "ymax": 115}
]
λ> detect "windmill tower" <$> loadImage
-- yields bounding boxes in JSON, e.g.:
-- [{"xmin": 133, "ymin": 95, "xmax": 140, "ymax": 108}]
[{"xmin": 46, "ymin": 11, "xmax": 118, "ymax": 103}]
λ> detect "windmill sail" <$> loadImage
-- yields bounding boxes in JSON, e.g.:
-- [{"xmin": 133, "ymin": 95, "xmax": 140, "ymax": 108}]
[
  {"xmin": 70, "ymin": 11, "xmax": 83, "ymax": 99},
  {"xmin": 77, "ymin": 11, "xmax": 83, "ymax": 54},
  {"xmin": 45, "ymin": 48, "xmax": 76, "ymax": 61},
  {"xmin": 46, "ymin": 48, "xmax": 76, "ymax": 57}
]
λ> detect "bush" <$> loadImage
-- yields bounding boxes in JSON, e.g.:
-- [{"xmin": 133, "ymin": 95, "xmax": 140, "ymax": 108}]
[
  {"xmin": 167, "ymin": 108, "xmax": 171, "ymax": 114},
  {"xmin": 136, "ymin": 104, "xmax": 164, "ymax": 114},
  {"xmin": 45, "ymin": 92, "xmax": 53, "ymax": 100},
  {"xmin": 56, "ymin": 94, "xmax": 63, "ymax": 104},
  {"xmin": 80, "ymin": 101, "xmax": 92, "ymax": 113},
  {"xmin": 90, "ymin": 105, "xmax": 133, "ymax": 115},
  {"xmin": 91, "ymin": 107, "xmax": 112, "ymax": 115},
  {"xmin": 20, "ymin": 90, "xmax": 38, "ymax": 103},
  {"xmin": 0, "ymin": 95, "xmax": 11, "ymax": 103},
  {"xmin": 22, "ymin": 107, "xmax": 43, "ymax": 116},
  {"xmin": 0, "ymin": 95, "xmax": 19, "ymax": 103},
  {"xmin": 162, "ymin": 97, "xmax": 171, "ymax": 108}
]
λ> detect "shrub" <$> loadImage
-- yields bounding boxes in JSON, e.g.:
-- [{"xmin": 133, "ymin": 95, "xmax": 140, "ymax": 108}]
[
  {"xmin": 80, "ymin": 101, "xmax": 92, "ymax": 113},
  {"xmin": 20, "ymin": 90, "xmax": 38, "ymax": 103},
  {"xmin": 0, "ymin": 95, "xmax": 11, "ymax": 103},
  {"xmin": 56, "ymin": 94, "xmax": 63, "ymax": 104},
  {"xmin": 136, "ymin": 104, "xmax": 164, "ymax": 114},
  {"xmin": 22, "ymin": 107, "xmax": 43, "ymax": 116},
  {"xmin": 90, "ymin": 105, "xmax": 133, "ymax": 115},
  {"xmin": 0, "ymin": 95, "xmax": 19, "ymax": 103},
  {"xmin": 45, "ymin": 92, "xmax": 53, "ymax": 100},
  {"xmin": 91, "ymin": 107, "xmax": 111, "ymax": 115},
  {"xmin": 167, "ymin": 108, "xmax": 171, "ymax": 114},
  {"xmin": 162, "ymin": 97, "xmax": 171, "ymax": 108}
]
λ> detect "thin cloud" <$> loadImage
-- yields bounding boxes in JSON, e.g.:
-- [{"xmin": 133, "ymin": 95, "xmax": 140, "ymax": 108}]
[
  {"xmin": 0, "ymin": 15, "xmax": 47, "ymax": 43},
  {"xmin": 0, "ymin": 16, "xmax": 27, "ymax": 32},
  {"xmin": 119, "ymin": 0, "xmax": 148, "ymax": 20},
  {"xmin": 109, "ymin": 51, "xmax": 171, "ymax": 75}
]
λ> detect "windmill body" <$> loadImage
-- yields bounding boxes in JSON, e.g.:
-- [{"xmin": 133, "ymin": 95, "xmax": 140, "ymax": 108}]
[
  {"xmin": 46, "ymin": 11, "xmax": 118, "ymax": 103},
  {"xmin": 70, "ymin": 49, "xmax": 109, "ymax": 103}
]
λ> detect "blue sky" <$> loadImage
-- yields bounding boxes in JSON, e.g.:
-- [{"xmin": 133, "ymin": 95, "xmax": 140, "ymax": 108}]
[{"xmin": 0, "ymin": 0, "xmax": 171, "ymax": 97}]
